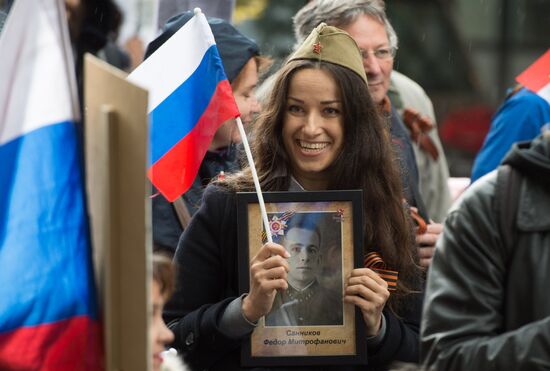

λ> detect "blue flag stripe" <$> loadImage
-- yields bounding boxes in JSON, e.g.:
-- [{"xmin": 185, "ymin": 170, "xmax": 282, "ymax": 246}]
[
  {"xmin": 150, "ymin": 45, "xmax": 228, "ymax": 164},
  {"xmin": 0, "ymin": 121, "xmax": 96, "ymax": 332}
]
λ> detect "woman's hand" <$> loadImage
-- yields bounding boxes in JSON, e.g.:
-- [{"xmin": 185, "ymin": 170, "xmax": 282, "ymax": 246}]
[
  {"xmin": 344, "ymin": 268, "xmax": 390, "ymax": 336},
  {"xmin": 242, "ymin": 243, "xmax": 290, "ymax": 323}
]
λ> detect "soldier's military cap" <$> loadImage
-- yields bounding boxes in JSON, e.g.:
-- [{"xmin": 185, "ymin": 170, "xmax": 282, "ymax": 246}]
[{"xmin": 288, "ymin": 23, "xmax": 368, "ymax": 84}]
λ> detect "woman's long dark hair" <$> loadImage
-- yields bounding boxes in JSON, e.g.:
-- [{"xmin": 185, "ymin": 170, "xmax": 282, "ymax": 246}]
[{"xmin": 223, "ymin": 59, "xmax": 421, "ymax": 310}]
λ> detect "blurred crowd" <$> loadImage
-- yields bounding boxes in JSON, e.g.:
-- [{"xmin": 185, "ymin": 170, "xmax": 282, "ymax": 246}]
[{"xmin": 1, "ymin": 0, "xmax": 548, "ymax": 370}]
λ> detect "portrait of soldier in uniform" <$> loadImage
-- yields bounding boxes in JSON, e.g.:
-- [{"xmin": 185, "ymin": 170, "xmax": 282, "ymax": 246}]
[{"xmin": 265, "ymin": 212, "xmax": 343, "ymax": 327}]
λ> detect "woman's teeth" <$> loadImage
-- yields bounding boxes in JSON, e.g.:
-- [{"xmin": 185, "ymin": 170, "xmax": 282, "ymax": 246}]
[{"xmin": 299, "ymin": 141, "xmax": 328, "ymax": 151}]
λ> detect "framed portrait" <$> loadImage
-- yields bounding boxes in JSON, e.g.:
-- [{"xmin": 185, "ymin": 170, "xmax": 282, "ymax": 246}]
[{"xmin": 236, "ymin": 190, "xmax": 366, "ymax": 367}]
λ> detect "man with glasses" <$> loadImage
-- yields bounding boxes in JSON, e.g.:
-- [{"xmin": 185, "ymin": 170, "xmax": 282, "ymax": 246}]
[{"xmin": 294, "ymin": 0, "xmax": 445, "ymax": 268}]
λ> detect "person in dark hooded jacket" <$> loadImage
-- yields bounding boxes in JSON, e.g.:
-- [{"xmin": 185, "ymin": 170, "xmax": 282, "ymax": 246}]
[
  {"xmin": 421, "ymin": 130, "xmax": 550, "ymax": 370},
  {"xmin": 147, "ymin": 11, "xmax": 270, "ymax": 255}
]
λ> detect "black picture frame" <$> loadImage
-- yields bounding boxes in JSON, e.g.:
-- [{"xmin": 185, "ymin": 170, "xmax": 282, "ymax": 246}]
[{"xmin": 237, "ymin": 190, "xmax": 367, "ymax": 367}]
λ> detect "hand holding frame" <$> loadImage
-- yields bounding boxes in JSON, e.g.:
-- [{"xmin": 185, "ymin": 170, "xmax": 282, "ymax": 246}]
[
  {"xmin": 242, "ymin": 243, "xmax": 290, "ymax": 323},
  {"xmin": 344, "ymin": 268, "xmax": 390, "ymax": 336}
]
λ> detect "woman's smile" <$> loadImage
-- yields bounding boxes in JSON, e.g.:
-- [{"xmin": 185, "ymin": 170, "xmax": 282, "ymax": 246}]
[{"xmin": 296, "ymin": 139, "xmax": 331, "ymax": 153}]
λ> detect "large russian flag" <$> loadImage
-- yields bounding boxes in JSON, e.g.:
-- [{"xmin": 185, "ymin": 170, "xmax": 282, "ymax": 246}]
[
  {"xmin": 516, "ymin": 48, "xmax": 550, "ymax": 105},
  {"xmin": 128, "ymin": 10, "xmax": 240, "ymax": 202},
  {"xmin": 0, "ymin": 0, "xmax": 103, "ymax": 369}
]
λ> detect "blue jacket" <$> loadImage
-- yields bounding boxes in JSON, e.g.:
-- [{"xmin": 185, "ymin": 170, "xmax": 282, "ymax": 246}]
[{"xmin": 471, "ymin": 88, "xmax": 550, "ymax": 182}]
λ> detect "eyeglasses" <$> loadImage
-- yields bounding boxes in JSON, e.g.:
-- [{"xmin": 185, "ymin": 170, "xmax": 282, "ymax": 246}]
[{"xmin": 359, "ymin": 46, "xmax": 397, "ymax": 60}]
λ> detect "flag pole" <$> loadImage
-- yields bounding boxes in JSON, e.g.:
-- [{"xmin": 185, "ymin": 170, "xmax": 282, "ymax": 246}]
[{"xmin": 235, "ymin": 116, "xmax": 273, "ymax": 244}]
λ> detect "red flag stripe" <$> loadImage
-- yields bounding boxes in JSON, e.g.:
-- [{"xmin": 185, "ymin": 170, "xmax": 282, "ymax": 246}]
[
  {"xmin": 516, "ymin": 49, "xmax": 550, "ymax": 92},
  {"xmin": 0, "ymin": 316, "xmax": 103, "ymax": 370},
  {"xmin": 149, "ymin": 80, "xmax": 239, "ymax": 201}
]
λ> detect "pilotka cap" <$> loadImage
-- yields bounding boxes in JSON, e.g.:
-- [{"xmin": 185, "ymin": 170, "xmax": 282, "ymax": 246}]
[{"xmin": 288, "ymin": 23, "xmax": 368, "ymax": 84}]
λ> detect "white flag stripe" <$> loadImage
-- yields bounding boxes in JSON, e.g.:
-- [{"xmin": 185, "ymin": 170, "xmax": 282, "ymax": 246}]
[
  {"xmin": 127, "ymin": 14, "xmax": 215, "ymax": 113},
  {"xmin": 0, "ymin": 0, "xmax": 76, "ymax": 146},
  {"xmin": 538, "ymin": 83, "xmax": 550, "ymax": 105}
]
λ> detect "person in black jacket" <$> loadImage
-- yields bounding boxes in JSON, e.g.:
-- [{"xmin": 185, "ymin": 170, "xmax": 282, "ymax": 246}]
[
  {"xmin": 421, "ymin": 131, "xmax": 550, "ymax": 370},
  {"xmin": 165, "ymin": 23, "xmax": 423, "ymax": 370},
  {"xmin": 146, "ymin": 12, "xmax": 270, "ymax": 255}
]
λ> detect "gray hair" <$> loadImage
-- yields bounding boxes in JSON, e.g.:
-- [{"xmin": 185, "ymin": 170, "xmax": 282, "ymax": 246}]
[{"xmin": 293, "ymin": 0, "xmax": 398, "ymax": 51}]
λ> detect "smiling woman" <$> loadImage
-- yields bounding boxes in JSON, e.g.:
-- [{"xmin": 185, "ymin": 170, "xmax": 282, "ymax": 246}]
[{"xmin": 164, "ymin": 23, "xmax": 423, "ymax": 371}]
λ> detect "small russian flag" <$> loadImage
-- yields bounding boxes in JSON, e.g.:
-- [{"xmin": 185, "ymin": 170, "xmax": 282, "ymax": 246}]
[
  {"xmin": 516, "ymin": 48, "xmax": 550, "ymax": 105},
  {"xmin": 128, "ymin": 9, "xmax": 240, "ymax": 201}
]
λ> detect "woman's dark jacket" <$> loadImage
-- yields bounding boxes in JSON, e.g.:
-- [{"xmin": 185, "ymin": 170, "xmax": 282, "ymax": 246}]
[{"xmin": 164, "ymin": 185, "xmax": 423, "ymax": 371}]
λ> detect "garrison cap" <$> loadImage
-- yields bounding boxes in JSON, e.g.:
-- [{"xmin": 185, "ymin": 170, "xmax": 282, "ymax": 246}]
[{"xmin": 288, "ymin": 23, "xmax": 367, "ymax": 84}]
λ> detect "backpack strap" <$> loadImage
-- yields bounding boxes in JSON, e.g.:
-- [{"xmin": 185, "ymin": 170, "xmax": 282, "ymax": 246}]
[{"xmin": 496, "ymin": 165, "xmax": 522, "ymax": 253}]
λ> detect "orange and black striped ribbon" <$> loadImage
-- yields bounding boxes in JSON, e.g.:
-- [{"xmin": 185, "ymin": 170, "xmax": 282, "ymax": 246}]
[
  {"xmin": 364, "ymin": 252, "xmax": 398, "ymax": 292},
  {"xmin": 402, "ymin": 107, "xmax": 439, "ymax": 161},
  {"xmin": 409, "ymin": 207, "xmax": 427, "ymax": 235}
]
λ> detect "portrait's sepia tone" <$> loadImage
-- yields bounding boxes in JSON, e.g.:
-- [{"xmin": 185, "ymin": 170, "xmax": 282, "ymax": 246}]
[{"xmin": 237, "ymin": 191, "xmax": 366, "ymax": 367}]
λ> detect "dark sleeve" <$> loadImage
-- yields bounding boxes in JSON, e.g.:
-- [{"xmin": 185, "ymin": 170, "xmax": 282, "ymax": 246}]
[
  {"xmin": 163, "ymin": 185, "xmax": 242, "ymax": 369},
  {"xmin": 152, "ymin": 188, "xmax": 182, "ymax": 253},
  {"xmin": 421, "ymin": 174, "xmax": 550, "ymax": 370},
  {"xmin": 367, "ymin": 292, "xmax": 423, "ymax": 367},
  {"xmin": 152, "ymin": 176, "xmax": 204, "ymax": 253}
]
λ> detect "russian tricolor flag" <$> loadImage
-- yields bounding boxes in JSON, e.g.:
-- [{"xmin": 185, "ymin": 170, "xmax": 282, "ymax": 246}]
[
  {"xmin": 516, "ymin": 48, "xmax": 550, "ymax": 105},
  {"xmin": 128, "ymin": 10, "xmax": 240, "ymax": 202},
  {"xmin": 0, "ymin": 0, "xmax": 103, "ymax": 369}
]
